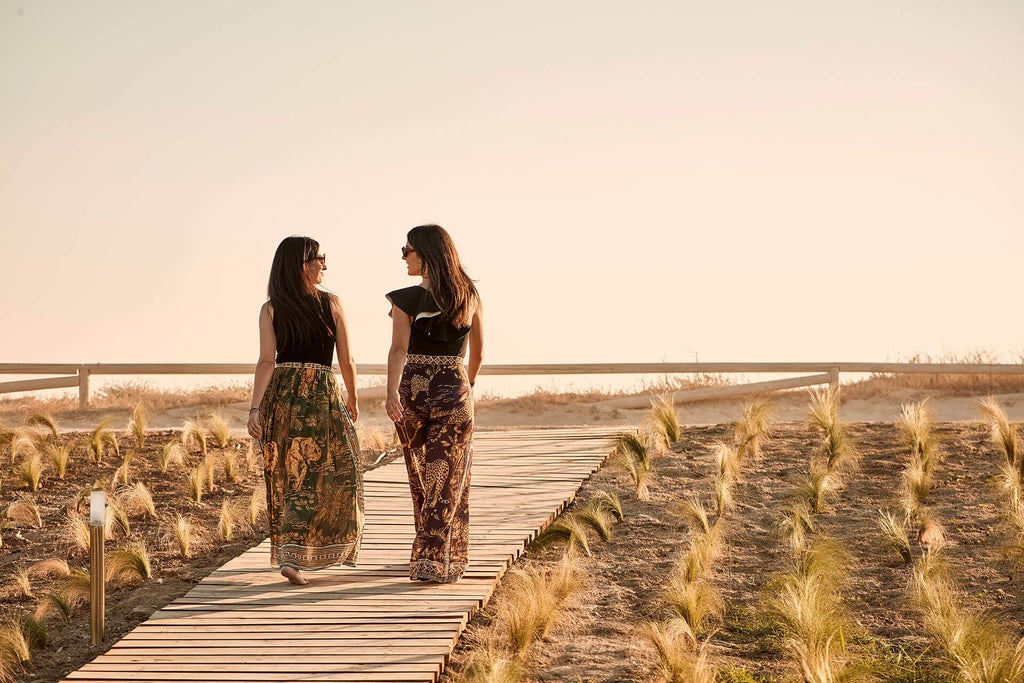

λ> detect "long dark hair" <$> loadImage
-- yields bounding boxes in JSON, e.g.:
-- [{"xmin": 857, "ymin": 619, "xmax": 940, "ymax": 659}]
[
  {"xmin": 267, "ymin": 236, "xmax": 333, "ymax": 349},
  {"xmin": 408, "ymin": 224, "xmax": 478, "ymax": 328}
]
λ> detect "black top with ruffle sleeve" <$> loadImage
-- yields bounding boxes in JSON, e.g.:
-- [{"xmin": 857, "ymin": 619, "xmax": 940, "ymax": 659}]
[{"xmin": 386, "ymin": 285, "xmax": 471, "ymax": 357}]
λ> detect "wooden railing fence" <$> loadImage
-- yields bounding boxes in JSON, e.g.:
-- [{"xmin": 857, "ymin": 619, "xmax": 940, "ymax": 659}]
[{"xmin": 1, "ymin": 362, "xmax": 1023, "ymax": 409}]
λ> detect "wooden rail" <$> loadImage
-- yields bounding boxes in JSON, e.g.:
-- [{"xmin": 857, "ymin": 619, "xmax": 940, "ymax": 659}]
[{"xmin": 1, "ymin": 362, "xmax": 1022, "ymax": 409}]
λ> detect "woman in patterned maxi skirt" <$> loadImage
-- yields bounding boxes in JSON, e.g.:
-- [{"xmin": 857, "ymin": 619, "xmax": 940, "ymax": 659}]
[
  {"xmin": 385, "ymin": 225, "xmax": 484, "ymax": 583},
  {"xmin": 247, "ymin": 236, "xmax": 363, "ymax": 586}
]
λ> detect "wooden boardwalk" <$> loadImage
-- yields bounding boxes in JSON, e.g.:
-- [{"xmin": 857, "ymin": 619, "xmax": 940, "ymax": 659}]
[{"xmin": 65, "ymin": 428, "xmax": 615, "ymax": 682}]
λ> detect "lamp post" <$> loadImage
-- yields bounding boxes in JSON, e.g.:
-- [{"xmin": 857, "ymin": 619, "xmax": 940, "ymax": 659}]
[{"xmin": 89, "ymin": 489, "xmax": 105, "ymax": 645}]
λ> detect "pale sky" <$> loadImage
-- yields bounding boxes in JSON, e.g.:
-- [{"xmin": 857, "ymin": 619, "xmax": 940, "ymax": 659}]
[{"xmin": 2, "ymin": 1, "xmax": 1023, "ymax": 374}]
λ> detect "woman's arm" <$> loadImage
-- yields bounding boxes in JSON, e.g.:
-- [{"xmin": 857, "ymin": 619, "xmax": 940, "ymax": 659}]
[
  {"xmin": 247, "ymin": 302, "xmax": 277, "ymax": 439},
  {"xmin": 467, "ymin": 298, "xmax": 484, "ymax": 388},
  {"xmin": 385, "ymin": 304, "xmax": 411, "ymax": 422},
  {"xmin": 331, "ymin": 294, "xmax": 359, "ymax": 421}
]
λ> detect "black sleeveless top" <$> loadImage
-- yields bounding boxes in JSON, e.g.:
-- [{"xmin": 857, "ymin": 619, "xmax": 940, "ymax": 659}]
[
  {"xmin": 386, "ymin": 286, "xmax": 471, "ymax": 356},
  {"xmin": 273, "ymin": 293, "xmax": 336, "ymax": 366}
]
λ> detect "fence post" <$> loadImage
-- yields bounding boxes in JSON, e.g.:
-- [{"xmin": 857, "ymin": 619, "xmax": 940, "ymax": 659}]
[
  {"xmin": 829, "ymin": 365, "xmax": 840, "ymax": 395},
  {"xmin": 78, "ymin": 366, "xmax": 90, "ymax": 409}
]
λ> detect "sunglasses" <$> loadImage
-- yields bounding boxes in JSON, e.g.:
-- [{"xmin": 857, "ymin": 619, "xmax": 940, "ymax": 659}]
[
  {"xmin": 401, "ymin": 245, "xmax": 416, "ymax": 259},
  {"xmin": 306, "ymin": 254, "xmax": 326, "ymax": 265}
]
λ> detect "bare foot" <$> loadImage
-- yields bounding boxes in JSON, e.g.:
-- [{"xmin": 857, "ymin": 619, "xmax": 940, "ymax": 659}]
[{"xmin": 281, "ymin": 567, "xmax": 309, "ymax": 585}]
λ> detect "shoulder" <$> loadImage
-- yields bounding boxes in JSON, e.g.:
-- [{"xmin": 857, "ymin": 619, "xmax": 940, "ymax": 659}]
[
  {"xmin": 260, "ymin": 301, "xmax": 273, "ymax": 318},
  {"xmin": 386, "ymin": 286, "xmax": 427, "ymax": 315}
]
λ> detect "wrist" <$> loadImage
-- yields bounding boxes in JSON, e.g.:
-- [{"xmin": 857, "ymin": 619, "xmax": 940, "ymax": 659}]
[{"xmin": 249, "ymin": 407, "xmax": 259, "ymax": 414}]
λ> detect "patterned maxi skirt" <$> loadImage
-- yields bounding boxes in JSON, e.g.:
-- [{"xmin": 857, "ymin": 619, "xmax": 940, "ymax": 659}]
[
  {"xmin": 259, "ymin": 363, "xmax": 364, "ymax": 570},
  {"xmin": 395, "ymin": 354, "xmax": 474, "ymax": 583}
]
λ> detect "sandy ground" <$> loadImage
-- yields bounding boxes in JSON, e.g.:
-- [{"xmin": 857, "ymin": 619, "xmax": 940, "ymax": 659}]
[{"xmin": 22, "ymin": 388, "xmax": 1024, "ymax": 434}]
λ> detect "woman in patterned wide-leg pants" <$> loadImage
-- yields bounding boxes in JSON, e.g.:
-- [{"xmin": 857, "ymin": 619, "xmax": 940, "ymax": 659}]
[
  {"xmin": 385, "ymin": 224, "xmax": 484, "ymax": 584},
  {"xmin": 396, "ymin": 355, "xmax": 474, "ymax": 583}
]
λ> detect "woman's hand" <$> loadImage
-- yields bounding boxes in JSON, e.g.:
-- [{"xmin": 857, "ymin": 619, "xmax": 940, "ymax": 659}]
[
  {"xmin": 346, "ymin": 395, "xmax": 359, "ymax": 422},
  {"xmin": 385, "ymin": 390, "xmax": 403, "ymax": 423},
  {"xmin": 246, "ymin": 411, "xmax": 261, "ymax": 440}
]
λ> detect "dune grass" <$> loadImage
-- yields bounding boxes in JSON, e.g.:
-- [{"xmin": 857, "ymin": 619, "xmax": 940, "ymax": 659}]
[
  {"xmin": 609, "ymin": 431, "xmax": 654, "ymax": 501},
  {"xmin": 495, "ymin": 560, "xmax": 582, "ymax": 656},
  {"xmin": 182, "ymin": 419, "xmax": 208, "ymax": 457},
  {"xmin": 187, "ymin": 466, "xmax": 205, "ymax": 504},
  {"xmin": 23, "ymin": 412, "xmax": 57, "ymax": 441},
  {"xmin": 6, "ymin": 496, "xmax": 42, "ymax": 528},
  {"xmin": 248, "ymin": 486, "xmax": 267, "ymax": 528},
  {"xmin": 117, "ymin": 482, "xmax": 156, "ymax": 519},
  {"xmin": 641, "ymin": 620, "xmax": 716, "ymax": 683},
  {"xmin": 204, "ymin": 413, "xmax": 231, "ymax": 449},
  {"xmin": 88, "ymin": 421, "xmax": 118, "ymax": 463},
  {"xmin": 765, "ymin": 538, "xmax": 860, "ymax": 683},
  {"xmin": 42, "ymin": 442, "xmax": 70, "ymax": 479},
  {"xmin": 16, "ymin": 453, "xmax": 44, "ymax": 492},
  {"xmin": 158, "ymin": 441, "xmax": 185, "ymax": 473},
  {"xmin": 734, "ymin": 399, "xmax": 773, "ymax": 461},
  {"xmin": 979, "ymin": 396, "xmax": 1022, "ymax": 473},
  {"xmin": 222, "ymin": 451, "xmax": 241, "ymax": 483},
  {"xmin": 107, "ymin": 540, "xmax": 152, "ymax": 583},
  {"xmin": 126, "ymin": 402, "xmax": 147, "ymax": 449},
  {"xmin": 877, "ymin": 508, "xmax": 912, "ymax": 564},
  {"xmin": 650, "ymin": 394, "xmax": 681, "ymax": 449},
  {"xmin": 163, "ymin": 514, "xmax": 206, "ymax": 558}
]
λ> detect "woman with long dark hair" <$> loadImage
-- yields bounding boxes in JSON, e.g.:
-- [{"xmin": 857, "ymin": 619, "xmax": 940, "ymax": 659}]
[
  {"xmin": 385, "ymin": 224, "xmax": 483, "ymax": 583},
  {"xmin": 247, "ymin": 236, "xmax": 363, "ymax": 586}
]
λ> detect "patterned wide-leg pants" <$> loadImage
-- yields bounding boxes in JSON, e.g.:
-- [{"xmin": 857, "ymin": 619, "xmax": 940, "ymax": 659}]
[{"xmin": 395, "ymin": 354, "xmax": 474, "ymax": 583}]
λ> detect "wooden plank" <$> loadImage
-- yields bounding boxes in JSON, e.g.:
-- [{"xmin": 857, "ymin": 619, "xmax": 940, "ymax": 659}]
[
  {"xmin": 0, "ymin": 374, "xmax": 79, "ymax": 394},
  {"xmin": 63, "ymin": 428, "xmax": 617, "ymax": 683}
]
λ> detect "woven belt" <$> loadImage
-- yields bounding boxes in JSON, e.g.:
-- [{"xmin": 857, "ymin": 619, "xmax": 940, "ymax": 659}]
[
  {"xmin": 406, "ymin": 354, "xmax": 464, "ymax": 365},
  {"xmin": 275, "ymin": 362, "xmax": 333, "ymax": 371}
]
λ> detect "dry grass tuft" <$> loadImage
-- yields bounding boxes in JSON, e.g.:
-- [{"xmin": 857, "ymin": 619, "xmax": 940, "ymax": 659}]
[
  {"xmin": 107, "ymin": 540, "xmax": 152, "ymax": 583},
  {"xmin": 11, "ymin": 568, "xmax": 32, "ymax": 598},
  {"xmin": 218, "ymin": 499, "xmax": 242, "ymax": 541},
  {"xmin": 16, "ymin": 452, "xmax": 44, "ymax": 491},
  {"xmin": 0, "ymin": 618, "xmax": 31, "ymax": 666},
  {"xmin": 34, "ymin": 569, "xmax": 90, "ymax": 623},
  {"xmin": 980, "ymin": 396, "xmax": 1023, "ymax": 473},
  {"xmin": 459, "ymin": 642, "xmax": 524, "ymax": 683},
  {"xmin": 117, "ymin": 482, "xmax": 156, "ymax": 519},
  {"xmin": 62, "ymin": 514, "xmax": 91, "ymax": 554},
  {"xmin": 203, "ymin": 454, "xmax": 219, "ymax": 492},
  {"xmin": 163, "ymin": 514, "xmax": 206, "ymax": 558},
  {"xmin": 6, "ymin": 496, "xmax": 42, "ymax": 528},
  {"xmin": 105, "ymin": 499, "xmax": 131, "ymax": 538},
  {"xmin": 878, "ymin": 508, "xmax": 912, "ymax": 563},
  {"xmin": 532, "ymin": 516, "xmax": 592, "ymax": 557},
  {"xmin": 766, "ymin": 538, "xmax": 857, "ymax": 683},
  {"xmin": 222, "ymin": 451, "xmax": 242, "ymax": 483},
  {"xmin": 609, "ymin": 432, "xmax": 654, "ymax": 500},
  {"xmin": 23, "ymin": 412, "xmax": 58, "ymax": 440},
  {"xmin": 188, "ymin": 465, "xmax": 205, "ymax": 504},
  {"xmin": 772, "ymin": 502, "xmax": 816, "ymax": 557},
  {"xmin": 587, "ymin": 489, "xmax": 624, "ymax": 522},
  {"xmin": 42, "ymin": 442, "xmax": 70, "ymax": 479},
  {"xmin": 495, "ymin": 560, "xmax": 582, "ymax": 656},
  {"xmin": 9, "ymin": 432, "xmax": 37, "ymax": 465},
  {"xmin": 641, "ymin": 620, "xmax": 717, "ymax": 683},
  {"xmin": 808, "ymin": 386, "xmax": 859, "ymax": 472},
  {"xmin": 649, "ymin": 394, "xmax": 681, "ymax": 449},
  {"xmin": 664, "ymin": 574, "xmax": 724, "ymax": 636},
  {"xmin": 126, "ymin": 402, "xmax": 147, "ymax": 449},
  {"xmin": 158, "ymin": 440, "xmax": 185, "ymax": 473},
  {"xmin": 244, "ymin": 440, "xmax": 259, "ymax": 473},
  {"xmin": 204, "ymin": 413, "xmax": 231, "ymax": 449},
  {"xmin": 734, "ymin": 399, "xmax": 773, "ymax": 460},
  {"xmin": 29, "ymin": 559, "xmax": 71, "ymax": 580},
  {"xmin": 88, "ymin": 421, "xmax": 119, "ymax": 463},
  {"xmin": 248, "ymin": 486, "xmax": 267, "ymax": 529},
  {"xmin": 182, "ymin": 419, "xmax": 208, "ymax": 456},
  {"xmin": 713, "ymin": 441, "xmax": 741, "ymax": 484}
]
